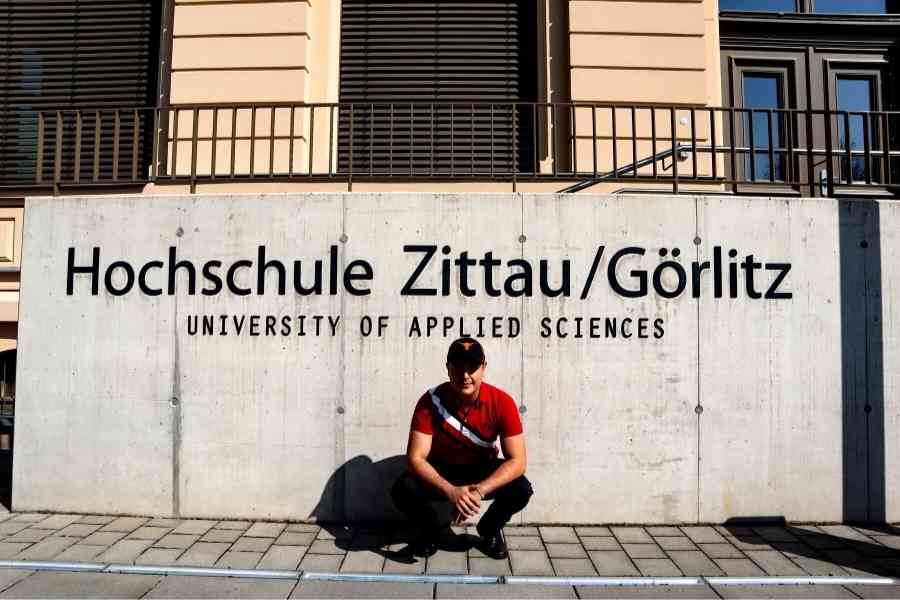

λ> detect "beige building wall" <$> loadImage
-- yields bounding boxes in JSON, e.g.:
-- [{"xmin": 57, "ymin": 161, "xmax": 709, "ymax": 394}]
[
  {"xmin": 0, "ymin": 204, "xmax": 24, "ymax": 352},
  {"xmin": 158, "ymin": 0, "xmax": 722, "ymax": 188},
  {"xmin": 568, "ymin": 0, "xmax": 723, "ymax": 178}
]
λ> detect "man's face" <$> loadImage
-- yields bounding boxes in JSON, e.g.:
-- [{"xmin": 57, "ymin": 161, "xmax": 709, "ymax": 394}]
[{"xmin": 447, "ymin": 359, "xmax": 486, "ymax": 400}]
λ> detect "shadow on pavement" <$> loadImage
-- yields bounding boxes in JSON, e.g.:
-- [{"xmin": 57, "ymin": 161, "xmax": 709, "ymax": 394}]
[{"xmin": 724, "ymin": 517, "xmax": 900, "ymax": 578}]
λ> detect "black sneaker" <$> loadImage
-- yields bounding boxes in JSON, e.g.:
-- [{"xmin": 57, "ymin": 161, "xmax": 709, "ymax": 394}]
[
  {"xmin": 411, "ymin": 535, "xmax": 438, "ymax": 558},
  {"xmin": 477, "ymin": 529, "xmax": 508, "ymax": 560}
]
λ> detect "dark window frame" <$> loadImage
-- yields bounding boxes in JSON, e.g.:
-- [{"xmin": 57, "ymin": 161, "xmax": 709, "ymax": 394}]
[{"xmin": 721, "ymin": 0, "xmax": 900, "ymax": 14}]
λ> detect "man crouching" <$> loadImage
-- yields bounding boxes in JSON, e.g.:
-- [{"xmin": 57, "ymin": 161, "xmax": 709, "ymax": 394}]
[{"xmin": 391, "ymin": 338, "xmax": 533, "ymax": 559}]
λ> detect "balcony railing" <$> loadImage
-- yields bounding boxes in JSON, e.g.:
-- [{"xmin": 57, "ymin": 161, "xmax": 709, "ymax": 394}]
[{"xmin": 1, "ymin": 102, "xmax": 899, "ymax": 197}]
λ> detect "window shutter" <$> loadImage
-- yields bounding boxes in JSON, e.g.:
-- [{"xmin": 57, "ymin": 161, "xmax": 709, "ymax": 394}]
[
  {"xmin": 339, "ymin": 0, "xmax": 537, "ymax": 175},
  {"xmin": 0, "ymin": 0, "xmax": 161, "ymax": 184}
]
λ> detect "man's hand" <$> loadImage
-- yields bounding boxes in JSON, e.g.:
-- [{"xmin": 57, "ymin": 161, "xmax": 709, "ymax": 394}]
[{"xmin": 447, "ymin": 485, "xmax": 481, "ymax": 521}]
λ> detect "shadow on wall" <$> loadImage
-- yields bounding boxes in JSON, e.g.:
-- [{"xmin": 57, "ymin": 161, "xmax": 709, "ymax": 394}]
[
  {"xmin": 310, "ymin": 454, "xmax": 411, "ymax": 523},
  {"xmin": 839, "ymin": 200, "xmax": 884, "ymax": 522}
]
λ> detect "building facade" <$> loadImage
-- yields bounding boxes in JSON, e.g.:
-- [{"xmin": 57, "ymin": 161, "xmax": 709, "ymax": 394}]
[{"xmin": 1, "ymin": 1, "xmax": 899, "ymax": 521}]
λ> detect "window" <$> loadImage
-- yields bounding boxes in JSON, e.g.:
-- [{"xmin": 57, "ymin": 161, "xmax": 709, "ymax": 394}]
[
  {"xmin": 339, "ymin": 0, "xmax": 538, "ymax": 175},
  {"xmin": 720, "ymin": 0, "xmax": 797, "ymax": 11},
  {"xmin": 740, "ymin": 71, "xmax": 787, "ymax": 181},
  {"xmin": 812, "ymin": 0, "xmax": 899, "ymax": 13},
  {"xmin": 836, "ymin": 76, "xmax": 879, "ymax": 182}
]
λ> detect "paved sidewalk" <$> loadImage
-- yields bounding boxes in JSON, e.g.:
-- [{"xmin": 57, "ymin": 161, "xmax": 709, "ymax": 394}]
[{"xmin": 0, "ymin": 512, "xmax": 898, "ymax": 597}]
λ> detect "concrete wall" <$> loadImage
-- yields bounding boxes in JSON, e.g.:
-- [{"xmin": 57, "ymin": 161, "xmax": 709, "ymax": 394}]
[{"xmin": 14, "ymin": 193, "xmax": 897, "ymax": 523}]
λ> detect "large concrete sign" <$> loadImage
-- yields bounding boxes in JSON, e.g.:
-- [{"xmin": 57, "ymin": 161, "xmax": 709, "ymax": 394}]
[{"xmin": 14, "ymin": 193, "xmax": 900, "ymax": 523}]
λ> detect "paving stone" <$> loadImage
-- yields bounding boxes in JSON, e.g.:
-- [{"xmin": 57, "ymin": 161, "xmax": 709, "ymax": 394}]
[
  {"xmin": 716, "ymin": 525, "xmax": 754, "ymax": 537},
  {"xmin": 844, "ymin": 584, "xmax": 900, "ymax": 599},
  {"xmin": 231, "ymin": 536, "xmax": 274, "ymax": 553},
  {"xmin": 171, "ymin": 520, "xmax": 217, "ymax": 536},
  {"xmin": 298, "ymin": 553, "xmax": 343, "ymax": 572},
  {"xmin": 145, "ymin": 519, "xmax": 180, "ymax": 528},
  {"xmin": 82, "ymin": 531, "xmax": 127, "ymax": 546},
  {"xmin": 634, "ymin": 558, "xmax": 683, "ymax": 576},
  {"xmin": 801, "ymin": 534, "xmax": 848, "ymax": 550},
  {"xmin": 713, "ymin": 584, "xmax": 856, "ymax": 598},
  {"xmin": 744, "ymin": 550, "xmax": 807, "ymax": 575},
  {"xmin": 199, "ymin": 529, "xmax": 242, "ymax": 543},
  {"xmin": 713, "ymin": 557, "xmax": 767, "ymax": 576},
  {"xmin": 546, "ymin": 543, "xmax": 587, "ymax": 558},
  {"xmin": 285, "ymin": 523, "xmax": 320, "ymax": 533},
  {"xmin": 504, "ymin": 526, "xmax": 539, "ymax": 536},
  {"xmin": 308, "ymin": 539, "xmax": 345, "ymax": 555},
  {"xmin": 818, "ymin": 525, "xmax": 878, "ymax": 544},
  {"xmin": 622, "ymin": 543, "xmax": 665, "ymax": 559},
  {"xmin": 0, "ymin": 542, "xmax": 31, "ymax": 559},
  {"xmin": 0, "ymin": 521, "xmax": 29, "ymax": 536},
  {"xmin": 0, "ymin": 571, "xmax": 162, "ymax": 599},
  {"xmin": 10, "ymin": 514, "xmax": 49, "ymax": 523},
  {"xmin": 316, "ymin": 526, "xmax": 353, "ymax": 541},
  {"xmin": 468, "ymin": 557, "xmax": 511, "ymax": 575},
  {"xmin": 538, "ymin": 527, "xmax": 579, "ymax": 544},
  {"xmin": 575, "ymin": 526, "xmax": 612, "ymax": 537},
  {"xmin": 14, "ymin": 536, "xmax": 77, "ymax": 560},
  {"xmin": 339, "ymin": 550, "xmax": 385, "ymax": 573},
  {"xmin": 214, "ymin": 521, "xmax": 252, "ymax": 531},
  {"xmin": 275, "ymin": 532, "xmax": 316, "ymax": 546},
  {"xmin": 722, "ymin": 535, "xmax": 770, "ymax": 551},
  {"xmin": 509, "ymin": 550, "xmax": 554, "ymax": 575},
  {"xmin": 215, "ymin": 551, "xmax": 263, "ymax": 569},
  {"xmin": 295, "ymin": 580, "xmax": 433, "ymax": 599},
  {"xmin": 5, "ymin": 529, "xmax": 51, "ymax": 543},
  {"xmin": 441, "ymin": 583, "xmax": 576, "ymax": 599},
  {"xmin": 31, "ymin": 515, "xmax": 81, "ymax": 530},
  {"xmin": 77, "ymin": 516, "xmax": 116, "ymax": 525},
  {"xmin": 0, "ymin": 570, "xmax": 34, "ymax": 594},
  {"xmin": 578, "ymin": 585, "xmax": 719, "ymax": 599},
  {"xmin": 349, "ymin": 532, "xmax": 383, "ymax": 549},
  {"xmin": 656, "ymin": 536, "xmax": 697, "ymax": 551},
  {"xmin": 699, "ymin": 542, "xmax": 744, "ymax": 558},
  {"xmin": 154, "ymin": 534, "xmax": 199, "ymax": 550},
  {"xmin": 100, "ymin": 517, "xmax": 149, "ymax": 532},
  {"xmin": 581, "ymin": 537, "xmax": 622, "ymax": 551},
  {"xmin": 128, "ymin": 526, "xmax": 172, "ymax": 541},
  {"xmin": 551, "ymin": 558, "xmax": 597, "ymax": 576},
  {"xmin": 789, "ymin": 555, "xmax": 849, "ymax": 576},
  {"xmin": 611, "ymin": 527, "xmax": 653, "ymax": 544},
  {"xmin": 646, "ymin": 526, "xmax": 682, "ymax": 537},
  {"xmin": 135, "ymin": 548, "xmax": 184, "ymax": 565},
  {"xmin": 776, "ymin": 542, "xmax": 820, "ymax": 558},
  {"xmin": 382, "ymin": 545, "xmax": 426, "ymax": 574},
  {"xmin": 96, "ymin": 539, "xmax": 155, "ymax": 564},
  {"xmin": 53, "ymin": 544, "xmax": 105, "ymax": 562},
  {"xmin": 792, "ymin": 525, "xmax": 827, "ymax": 536},
  {"xmin": 174, "ymin": 542, "xmax": 231, "ymax": 567},
  {"xmin": 244, "ymin": 522, "xmax": 287, "ymax": 538},
  {"xmin": 56, "ymin": 524, "xmax": 102, "ymax": 538},
  {"xmin": 666, "ymin": 550, "xmax": 725, "ymax": 576},
  {"xmin": 587, "ymin": 550, "xmax": 640, "ymax": 576},
  {"xmin": 681, "ymin": 526, "xmax": 727, "ymax": 544},
  {"xmin": 507, "ymin": 536, "xmax": 543, "ymax": 550},
  {"xmin": 146, "ymin": 575, "xmax": 296, "ymax": 599},
  {"xmin": 257, "ymin": 545, "xmax": 308, "ymax": 570},
  {"xmin": 753, "ymin": 527, "xmax": 800, "ymax": 543},
  {"xmin": 425, "ymin": 549, "xmax": 466, "ymax": 574}
]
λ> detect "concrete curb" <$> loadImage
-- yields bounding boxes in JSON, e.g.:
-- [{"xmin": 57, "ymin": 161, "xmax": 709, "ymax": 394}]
[{"xmin": 0, "ymin": 561, "xmax": 897, "ymax": 586}]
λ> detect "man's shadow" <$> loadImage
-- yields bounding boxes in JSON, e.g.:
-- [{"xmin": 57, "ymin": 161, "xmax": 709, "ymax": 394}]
[
  {"xmin": 724, "ymin": 517, "xmax": 900, "ymax": 577},
  {"xmin": 309, "ymin": 455, "xmax": 480, "ymax": 564}
]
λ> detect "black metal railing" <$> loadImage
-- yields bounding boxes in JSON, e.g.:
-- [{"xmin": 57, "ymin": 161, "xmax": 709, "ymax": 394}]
[{"xmin": 2, "ymin": 102, "xmax": 899, "ymax": 197}]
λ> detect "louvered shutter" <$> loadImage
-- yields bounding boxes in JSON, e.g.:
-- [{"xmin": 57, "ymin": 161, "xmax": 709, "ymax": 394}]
[
  {"xmin": 0, "ymin": 0, "xmax": 161, "ymax": 184},
  {"xmin": 339, "ymin": 0, "xmax": 537, "ymax": 175}
]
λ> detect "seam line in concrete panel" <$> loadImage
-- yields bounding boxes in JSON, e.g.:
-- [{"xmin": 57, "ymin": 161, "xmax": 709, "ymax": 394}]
[
  {"xmin": 172, "ymin": 293, "xmax": 182, "ymax": 518},
  {"xmin": 694, "ymin": 196, "xmax": 701, "ymax": 523},
  {"xmin": 335, "ymin": 195, "xmax": 348, "ymax": 522}
]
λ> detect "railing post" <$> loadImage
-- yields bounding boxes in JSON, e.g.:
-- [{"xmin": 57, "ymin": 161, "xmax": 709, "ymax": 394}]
[
  {"xmin": 54, "ymin": 111, "xmax": 64, "ymax": 193},
  {"xmin": 670, "ymin": 107, "xmax": 678, "ymax": 194},
  {"xmin": 74, "ymin": 112, "xmax": 83, "ymax": 184},
  {"xmin": 512, "ymin": 104, "xmax": 518, "ymax": 192},
  {"xmin": 824, "ymin": 109, "xmax": 835, "ymax": 197},
  {"xmin": 348, "ymin": 104, "xmax": 354, "ymax": 192}
]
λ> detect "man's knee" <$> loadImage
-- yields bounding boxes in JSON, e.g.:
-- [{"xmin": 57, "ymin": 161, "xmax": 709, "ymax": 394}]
[{"xmin": 497, "ymin": 475, "xmax": 533, "ymax": 507}]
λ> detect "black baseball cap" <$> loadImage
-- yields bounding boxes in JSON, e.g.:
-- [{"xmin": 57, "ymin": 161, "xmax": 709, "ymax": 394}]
[{"xmin": 446, "ymin": 337, "xmax": 485, "ymax": 366}]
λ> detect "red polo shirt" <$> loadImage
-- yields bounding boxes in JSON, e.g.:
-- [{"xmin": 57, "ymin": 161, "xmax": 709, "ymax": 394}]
[{"xmin": 410, "ymin": 381, "xmax": 523, "ymax": 466}]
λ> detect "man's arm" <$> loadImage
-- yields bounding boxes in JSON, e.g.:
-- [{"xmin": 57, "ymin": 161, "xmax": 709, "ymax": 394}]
[
  {"xmin": 406, "ymin": 430, "xmax": 481, "ymax": 519},
  {"xmin": 474, "ymin": 434, "xmax": 526, "ymax": 497}
]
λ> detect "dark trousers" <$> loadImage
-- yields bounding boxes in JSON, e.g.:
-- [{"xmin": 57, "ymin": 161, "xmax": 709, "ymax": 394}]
[{"xmin": 391, "ymin": 459, "xmax": 533, "ymax": 537}]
